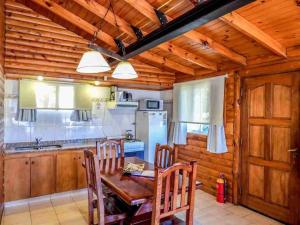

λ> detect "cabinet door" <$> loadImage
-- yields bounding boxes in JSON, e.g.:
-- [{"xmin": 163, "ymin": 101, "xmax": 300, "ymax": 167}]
[
  {"xmin": 31, "ymin": 155, "xmax": 55, "ymax": 197},
  {"xmin": 77, "ymin": 152, "xmax": 87, "ymax": 189},
  {"xmin": 4, "ymin": 158, "xmax": 30, "ymax": 201},
  {"xmin": 56, "ymin": 151, "xmax": 77, "ymax": 192}
]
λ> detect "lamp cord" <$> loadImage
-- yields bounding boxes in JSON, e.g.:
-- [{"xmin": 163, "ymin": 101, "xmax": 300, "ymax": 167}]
[
  {"xmin": 110, "ymin": 0, "xmax": 126, "ymax": 56},
  {"xmin": 91, "ymin": 1, "xmax": 111, "ymax": 44}
]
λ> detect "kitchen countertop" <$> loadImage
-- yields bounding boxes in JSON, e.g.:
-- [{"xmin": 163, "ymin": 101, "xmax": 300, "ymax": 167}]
[
  {"xmin": 5, "ymin": 142, "xmax": 97, "ymax": 154},
  {"xmin": 5, "ymin": 140, "xmax": 145, "ymax": 154}
]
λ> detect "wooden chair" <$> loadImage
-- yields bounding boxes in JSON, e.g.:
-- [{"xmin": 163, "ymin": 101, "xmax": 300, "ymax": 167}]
[
  {"xmin": 151, "ymin": 161, "xmax": 197, "ymax": 225},
  {"xmin": 84, "ymin": 150, "xmax": 126, "ymax": 225},
  {"xmin": 96, "ymin": 139, "xmax": 125, "ymax": 160},
  {"xmin": 154, "ymin": 144, "xmax": 177, "ymax": 169},
  {"xmin": 96, "ymin": 139, "xmax": 125, "ymax": 195}
]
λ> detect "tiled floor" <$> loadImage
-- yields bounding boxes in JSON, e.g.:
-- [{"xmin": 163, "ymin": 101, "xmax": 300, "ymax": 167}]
[{"xmin": 1, "ymin": 189, "xmax": 283, "ymax": 225}]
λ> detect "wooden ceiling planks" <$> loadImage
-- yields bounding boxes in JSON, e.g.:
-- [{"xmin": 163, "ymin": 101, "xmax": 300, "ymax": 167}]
[
  {"xmin": 71, "ymin": 0, "xmax": 217, "ymax": 70},
  {"xmin": 3, "ymin": 0, "xmax": 300, "ymax": 89},
  {"xmin": 221, "ymin": 12, "xmax": 287, "ymax": 57},
  {"xmin": 4, "ymin": 0, "xmax": 175, "ymax": 89}
]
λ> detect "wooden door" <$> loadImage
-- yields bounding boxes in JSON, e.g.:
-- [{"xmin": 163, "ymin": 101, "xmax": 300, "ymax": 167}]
[
  {"xmin": 4, "ymin": 158, "xmax": 30, "ymax": 201},
  {"xmin": 77, "ymin": 151, "xmax": 87, "ymax": 189},
  {"xmin": 241, "ymin": 73, "xmax": 300, "ymax": 223},
  {"xmin": 56, "ymin": 151, "xmax": 78, "ymax": 192},
  {"xmin": 30, "ymin": 155, "xmax": 55, "ymax": 197}
]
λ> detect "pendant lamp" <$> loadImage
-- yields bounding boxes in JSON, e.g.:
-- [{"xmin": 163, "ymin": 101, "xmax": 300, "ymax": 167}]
[
  {"xmin": 77, "ymin": 0, "xmax": 137, "ymax": 79},
  {"xmin": 77, "ymin": 50, "xmax": 111, "ymax": 73},
  {"xmin": 112, "ymin": 61, "xmax": 137, "ymax": 79}
]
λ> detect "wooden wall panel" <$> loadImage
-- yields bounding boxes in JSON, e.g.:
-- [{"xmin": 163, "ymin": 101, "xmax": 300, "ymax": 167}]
[
  {"xmin": 176, "ymin": 74, "xmax": 236, "ymax": 202},
  {"xmin": 0, "ymin": 0, "xmax": 5, "ymax": 218}
]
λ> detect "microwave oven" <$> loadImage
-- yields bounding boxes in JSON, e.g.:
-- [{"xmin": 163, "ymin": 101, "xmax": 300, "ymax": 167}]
[{"xmin": 139, "ymin": 99, "xmax": 163, "ymax": 111}]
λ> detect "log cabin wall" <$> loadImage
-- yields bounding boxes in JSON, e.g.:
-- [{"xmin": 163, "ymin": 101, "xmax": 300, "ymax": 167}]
[
  {"xmin": 0, "ymin": 0, "xmax": 5, "ymax": 218},
  {"xmin": 176, "ymin": 73, "xmax": 236, "ymax": 202}
]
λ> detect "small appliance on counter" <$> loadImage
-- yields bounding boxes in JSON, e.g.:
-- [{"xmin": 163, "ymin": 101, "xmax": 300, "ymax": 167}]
[
  {"xmin": 125, "ymin": 130, "xmax": 134, "ymax": 140},
  {"xmin": 116, "ymin": 91, "xmax": 133, "ymax": 102}
]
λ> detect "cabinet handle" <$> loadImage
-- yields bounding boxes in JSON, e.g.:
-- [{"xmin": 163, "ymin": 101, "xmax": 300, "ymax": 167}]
[
  {"xmin": 31, "ymin": 161, "xmax": 34, "ymax": 165},
  {"xmin": 25, "ymin": 161, "xmax": 29, "ymax": 165}
]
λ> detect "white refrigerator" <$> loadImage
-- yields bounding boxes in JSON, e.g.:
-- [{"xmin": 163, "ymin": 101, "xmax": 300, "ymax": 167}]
[{"xmin": 136, "ymin": 111, "xmax": 167, "ymax": 163}]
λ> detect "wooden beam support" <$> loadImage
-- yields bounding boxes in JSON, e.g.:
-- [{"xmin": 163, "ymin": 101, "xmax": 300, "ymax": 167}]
[
  {"xmin": 115, "ymin": 0, "xmax": 252, "ymax": 66},
  {"xmin": 27, "ymin": 0, "xmax": 194, "ymax": 75},
  {"xmin": 72, "ymin": 0, "xmax": 216, "ymax": 70},
  {"xmin": 122, "ymin": 0, "xmax": 247, "ymax": 66},
  {"xmin": 221, "ymin": 12, "xmax": 287, "ymax": 58}
]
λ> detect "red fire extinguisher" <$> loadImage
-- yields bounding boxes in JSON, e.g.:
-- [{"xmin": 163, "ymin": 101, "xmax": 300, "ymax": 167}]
[{"xmin": 216, "ymin": 173, "xmax": 227, "ymax": 203}]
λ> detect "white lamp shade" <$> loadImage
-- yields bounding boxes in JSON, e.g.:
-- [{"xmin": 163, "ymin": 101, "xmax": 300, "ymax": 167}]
[
  {"xmin": 112, "ymin": 61, "xmax": 138, "ymax": 79},
  {"xmin": 77, "ymin": 51, "xmax": 111, "ymax": 73}
]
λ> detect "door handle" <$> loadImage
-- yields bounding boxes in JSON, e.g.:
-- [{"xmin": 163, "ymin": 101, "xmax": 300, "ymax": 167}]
[{"xmin": 288, "ymin": 148, "xmax": 298, "ymax": 152}]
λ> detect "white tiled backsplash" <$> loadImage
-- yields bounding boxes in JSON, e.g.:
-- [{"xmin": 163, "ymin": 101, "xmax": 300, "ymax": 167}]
[{"xmin": 4, "ymin": 80, "xmax": 172, "ymax": 143}]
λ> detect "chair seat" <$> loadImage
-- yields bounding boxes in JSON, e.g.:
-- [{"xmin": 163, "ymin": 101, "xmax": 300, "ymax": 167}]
[
  {"xmin": 103, "ymin": 196, "xmax": 127, "ymax": 224},
  {"xmin": 135, "ymin": 216, "xmax": 185, "ymax": 225},
  {"xmin": 160, "ymin": 216, "xmax": 185, "ymax": 225}
]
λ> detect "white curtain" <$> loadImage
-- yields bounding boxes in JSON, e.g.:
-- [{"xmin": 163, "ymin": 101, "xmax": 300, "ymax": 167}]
[
  {"xmin": 70, "ymin": 110, "xmax": 92, "ymax": 121},
  {"xmin": 168, "ymin": 122, "xmax": 187, "ymax": 145},
  {"xmin": 15, "ymin": 109, "xmax": 37, "ymax": 122},
  {"xmin": 207, "ymin": 76, "xmax": 227, "ymax": 153},
  {"xmin": 172, "ymin": 76, "xmax": 227, "ymax": 153}
]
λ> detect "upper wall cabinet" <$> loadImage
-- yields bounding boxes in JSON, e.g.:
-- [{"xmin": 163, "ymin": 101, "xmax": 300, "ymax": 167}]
[{"xmin": 19, "ymin": 80, "xmax": 110, "ymax": 110}]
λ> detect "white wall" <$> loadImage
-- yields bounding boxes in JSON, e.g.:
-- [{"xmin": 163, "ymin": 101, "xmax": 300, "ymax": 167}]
[{"xmin": 4, "ymin": 80, "xmax": 172, "ymax": 143}]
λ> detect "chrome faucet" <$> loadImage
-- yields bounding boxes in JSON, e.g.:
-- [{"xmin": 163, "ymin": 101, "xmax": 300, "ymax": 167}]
[{"xmin": 35, "ymin": 137, "xmax": 42, "ymax": 146}]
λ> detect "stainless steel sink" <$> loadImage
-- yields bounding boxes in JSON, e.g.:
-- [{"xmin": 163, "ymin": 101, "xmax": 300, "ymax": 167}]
[{"xmin": 15, "ymin": 144, "xmax": 62, "ymax": 150}]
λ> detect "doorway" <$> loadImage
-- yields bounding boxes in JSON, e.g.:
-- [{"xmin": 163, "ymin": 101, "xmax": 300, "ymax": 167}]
[{"xmin": 240, "ymin": 73, "xmax": 300, "ymax": 224}]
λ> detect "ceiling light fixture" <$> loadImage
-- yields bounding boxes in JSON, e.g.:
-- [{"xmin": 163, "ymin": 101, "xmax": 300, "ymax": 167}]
[
  {"xmin": 112, "ymin": 61, "xmax": 137, "ymax": 79},
  {"xmin": 76, "ymin": 0, "xmax": 137, "ymax": 79},
  {"xmin": 37, "ymin": 76, "xmax": 44, "ymax": 81},
  {"xmin": 76, "ymin": 2, "xmax": 112, "ymax": 74},
  {"xmin": 77, "ymin": 51, "xmax": 111, "ymax": 73}
]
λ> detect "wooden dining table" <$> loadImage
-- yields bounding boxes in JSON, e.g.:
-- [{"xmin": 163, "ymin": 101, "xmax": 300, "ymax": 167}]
[{"xmin": 97, "ymin": 156, "xmax": 201, "ymax": 224}]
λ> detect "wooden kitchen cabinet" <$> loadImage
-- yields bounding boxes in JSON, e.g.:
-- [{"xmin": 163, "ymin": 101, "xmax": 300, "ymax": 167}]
[
  {"xmin": 56, "ymin": 151, "xmax": 78, "ymax": 192},
  {"xmin": 56, "ymin": 150, "xmax": 91, "ymax": 191},
  {"xmin": 4, "ymin": 158, "xmax": 30, "ymax": 201},
  {"xmin": 5, "ymin": 154, "xmax": 56, "ymax": 201},
  {"xmin": 77, "ymin": 151, "xmax": 86, "ymax": 189},
  {"xmin": 4, "ymin": 148, "xmax": 95, "ymax": 201},
  {"xmin": 31, "ymin": 155, "xmax": 55, "ymax": 197}
]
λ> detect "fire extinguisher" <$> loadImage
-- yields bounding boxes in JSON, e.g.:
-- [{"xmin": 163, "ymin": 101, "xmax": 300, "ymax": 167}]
[{"xmin": 216, "ymin": 173, "xmax": 227, "ymax": 203}]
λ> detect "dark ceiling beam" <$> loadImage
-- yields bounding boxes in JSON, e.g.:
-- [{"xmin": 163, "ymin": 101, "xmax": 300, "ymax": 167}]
[
  {"xmin": 122, "ymin": 0, "xmax": 247, "ymax": 65},
  {"xmin": 114, "ymin": 0, "xmax": 254, "ymax": 61}
]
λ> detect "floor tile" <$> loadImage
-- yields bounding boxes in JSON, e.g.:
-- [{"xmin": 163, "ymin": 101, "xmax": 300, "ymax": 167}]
[
  {"xmin": 2, "ymin": 212, "xmax": 31, "ymax": 225},
  {"xmin": 1, "ymin": 189, "xmax": 284, "ymax": 225}
]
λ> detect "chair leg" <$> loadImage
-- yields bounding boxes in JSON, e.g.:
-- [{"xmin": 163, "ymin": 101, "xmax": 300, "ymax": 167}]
[{"xmin": 88, "ymin": 190, "xmax": 95, "ymax": 225}]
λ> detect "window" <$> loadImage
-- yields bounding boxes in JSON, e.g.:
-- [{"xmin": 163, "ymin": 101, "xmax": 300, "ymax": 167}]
[
  {"xmin": 173, "ymin": 79, "xmax": 211, "ymax": 135},
  {"xmin": 173, "ymin": 77, "xmax": 228, "ymax": 135},
  {"xmin": 35, "ymin": 83, "xmax": 57, "ymax": 108},
  {"xmin": 34, "ymin": 83, "xmax": 74, "ymax": 109},
  {"xmin": 187, "ymin": 123, "xmax": 209, "ymax": 135},
  {"xmin": 58, "ymin": 85, "xmax": 74, "ymax": 109}
]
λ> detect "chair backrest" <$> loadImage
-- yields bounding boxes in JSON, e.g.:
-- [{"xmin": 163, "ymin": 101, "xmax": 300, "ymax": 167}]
[
  {"xmin": 151, "ymin": 161, "xmax": 197, "ymax": 225},
  {"xmin": 154, "ymin": 144, "xmax": 177, "ymax": 169},
  {"xmin": 96, "ymin": 139, "xmax": 125, "ymax": 160},
  {"xmin": 84, "ymin": 150, "xmax": 105, "ymax": 225}
]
